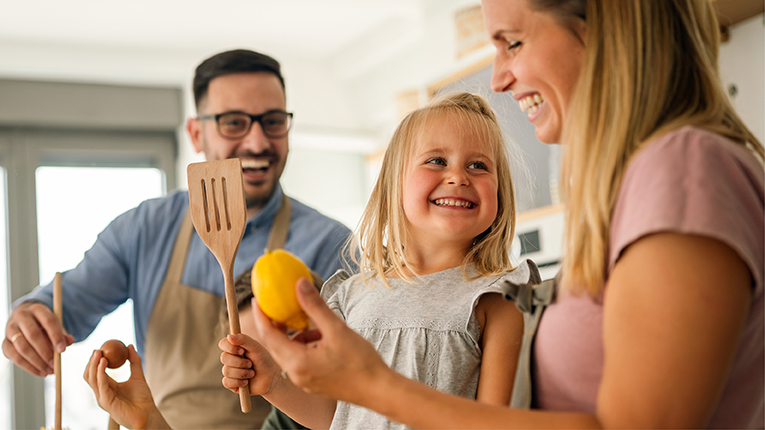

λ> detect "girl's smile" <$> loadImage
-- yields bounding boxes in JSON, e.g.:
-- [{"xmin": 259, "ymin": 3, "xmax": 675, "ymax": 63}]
[{"xmin": 432, "ymin": 197, "xmax": 476, "ymax": 209}]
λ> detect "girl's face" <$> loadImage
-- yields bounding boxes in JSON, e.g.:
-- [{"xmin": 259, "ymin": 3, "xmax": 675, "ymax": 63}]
[
  {"xmin": 483, "ymin": 0, "xmax": 585, "ymax": 144},
  {"xmin": 402, "ymin": 115, "xmax": 499, "ymax": 252}
]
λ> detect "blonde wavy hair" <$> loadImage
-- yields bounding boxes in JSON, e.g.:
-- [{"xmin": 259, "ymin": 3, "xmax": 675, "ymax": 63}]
[
  {"xmin": 536, "ymin": 0, "xmax": 765, "ymax": 296},
  {"xmin": 350, "ymin": 92, "xmax": 517, "ymax": 287}
]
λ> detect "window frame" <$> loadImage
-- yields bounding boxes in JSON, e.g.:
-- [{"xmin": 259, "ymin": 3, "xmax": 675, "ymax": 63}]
[{"xmin": 3, "ymin": 128, "xmax": 177, "ymax": 429}]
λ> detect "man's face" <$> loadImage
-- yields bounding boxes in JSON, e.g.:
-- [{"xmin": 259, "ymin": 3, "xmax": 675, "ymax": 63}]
[{"xmin": 187, "ymin": 72, "xmax": 289, "ymax": 213}]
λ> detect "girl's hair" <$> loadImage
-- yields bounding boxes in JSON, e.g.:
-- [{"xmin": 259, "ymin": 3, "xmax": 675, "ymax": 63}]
[
  {"xmin": 541, "ymin": 0, "xmax": 765, "ymax": 296},
  {"xmin": 351, "ymin": 92, "xmax": 516, "ymax": 287}
]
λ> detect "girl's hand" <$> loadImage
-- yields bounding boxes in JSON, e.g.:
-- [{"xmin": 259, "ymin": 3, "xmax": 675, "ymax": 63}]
[
  {"xmin": 83, "ymin": 345, "xmax": 170, "ymax": 430},
  {"xmin": 252, "ymin": 278, "xmax": 392, "ymax": 405},
  {"xmin": 219, "ymin": 333, "xmax": 282, "ymax": 396}
]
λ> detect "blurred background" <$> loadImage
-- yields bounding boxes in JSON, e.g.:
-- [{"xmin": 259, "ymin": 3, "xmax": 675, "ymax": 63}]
[{"xmin": 0, "ymin": 0, "xmax": 762, "ymax": 428}]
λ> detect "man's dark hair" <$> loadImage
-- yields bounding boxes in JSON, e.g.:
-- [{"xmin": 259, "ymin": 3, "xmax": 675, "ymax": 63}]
[{"xmin": 193, "ymin": 49, "xmax": 285, "ymax": 109}]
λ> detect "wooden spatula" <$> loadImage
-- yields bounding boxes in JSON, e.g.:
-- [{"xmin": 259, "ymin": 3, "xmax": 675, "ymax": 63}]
[{"xmin": 187, "ymin": 159, "xmax": 251, "ymax": 413}]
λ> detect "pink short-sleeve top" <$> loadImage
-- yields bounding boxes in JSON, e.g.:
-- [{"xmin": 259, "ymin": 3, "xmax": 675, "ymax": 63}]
[{"xmin": 533, "ymin": 126, "xmax": 764, "ymax": 428}]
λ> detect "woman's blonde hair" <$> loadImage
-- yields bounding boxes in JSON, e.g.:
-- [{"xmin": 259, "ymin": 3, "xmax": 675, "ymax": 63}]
[
  {"xmin": 544, "ymin": 0, "xmax": 765, "ymax": 296},
  {"xmin": 351, "ymin": 92, "xmax": 516, "ymax": 287}
]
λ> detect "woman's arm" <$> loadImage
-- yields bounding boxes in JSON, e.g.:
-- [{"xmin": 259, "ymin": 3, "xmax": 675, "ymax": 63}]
[
  {"xmin": 475, "ymin": 292, "xmax": 523, "ymax": 405},
  {"xmin": 597, "ymin": 232, "xmax": 752, "ymax": 428},
  {"xmin": 254, "ymin": 279, "xmax": 600, "ymax": 428},
  {"xmin": 259, "ymin": 246, "xmax": 751, "ymax": 430}
]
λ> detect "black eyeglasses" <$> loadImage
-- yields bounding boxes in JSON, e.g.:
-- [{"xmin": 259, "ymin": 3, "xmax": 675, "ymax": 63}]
[{"xmin": 198, "ymin": 110, "xmax": 293, "ymax": 139}]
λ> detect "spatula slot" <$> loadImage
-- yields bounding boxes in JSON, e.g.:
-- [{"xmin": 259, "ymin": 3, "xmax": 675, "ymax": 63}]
[
  {"xmin": 211, "ymin": 178, "xmax": 222, "ymax": 232},
  {"xmin": 222, "ymin": 177, "xmax": 232, "ymax": 231},
  {"xmin": 201, "ymin": 179, "xmax": 211, "ymax": 233}
]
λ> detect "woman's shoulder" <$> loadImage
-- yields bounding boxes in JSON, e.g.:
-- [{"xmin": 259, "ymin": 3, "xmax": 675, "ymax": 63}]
[
  {"xmin": 633, "ymin": 126, "xmax": 761, "ymax": 174},
  {"xmin": 611, "ymin": 126, "xmax": 764, "ymax": 291},
  {"xmin": 619, "ymin": 125, "xmax": 763, "ymax": 210}
]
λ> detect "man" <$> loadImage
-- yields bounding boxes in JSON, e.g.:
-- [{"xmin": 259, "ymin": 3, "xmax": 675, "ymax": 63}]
[{"xmin": 2, "ymin": 49, "xmax": 350, "ymax": 429}]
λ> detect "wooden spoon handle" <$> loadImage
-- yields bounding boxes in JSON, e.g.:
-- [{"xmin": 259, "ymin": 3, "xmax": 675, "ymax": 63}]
[
  {"xmin": 224, "ymin": 268, "xmax": 252, "ymax": 413},
  {"xmin": 108, "ymin": 416, "xmax": 120, "ymax": 429},
  {"xmin": 53, "ymin": 272, "xmax": 63, "ymax": 430}
]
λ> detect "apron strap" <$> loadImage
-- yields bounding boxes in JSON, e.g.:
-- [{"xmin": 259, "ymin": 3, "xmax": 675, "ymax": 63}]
[
  {"xmin": 267, "ymin": 194, "xmax": 291, "ymax": 251},
  {"xmin": 165, "ymin": 209, "xmax": 194, "ymax": 285},
  {"xmin": 232, "ymin": 194, "xmax": 313, "ymax": 311},
  {"xmin": 501, "ymin": 272, "xmax": 560, "ymax": 409}
]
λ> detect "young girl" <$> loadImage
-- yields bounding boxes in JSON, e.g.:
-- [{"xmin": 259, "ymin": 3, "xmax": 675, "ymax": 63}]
[{"xmin": 220, "ymin": 92, "xmax": 539, "ymax": 429}]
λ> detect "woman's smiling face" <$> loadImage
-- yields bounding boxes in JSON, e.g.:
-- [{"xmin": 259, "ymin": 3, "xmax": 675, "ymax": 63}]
[{"xmin": 483, "ymin": 0, "xmax": 586, "ymax": 144}]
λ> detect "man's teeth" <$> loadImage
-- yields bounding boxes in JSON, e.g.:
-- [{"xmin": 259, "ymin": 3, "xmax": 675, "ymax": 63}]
[
  {"xmin": 241, "ymin": 159, "xmax": 270, "ymax": 169},
  {"xmin": 519, "ymin": 94, "xmax": 544, "ymax": 114},
  {"xmin": 434, "ymin": 198, "xmax": 474, "ymax": 208}
]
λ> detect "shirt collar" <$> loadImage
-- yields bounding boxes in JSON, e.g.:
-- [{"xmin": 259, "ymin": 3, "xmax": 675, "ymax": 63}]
[{"xmin": 248, "ymin": 183, "xmax": 284, "ymax": 229}]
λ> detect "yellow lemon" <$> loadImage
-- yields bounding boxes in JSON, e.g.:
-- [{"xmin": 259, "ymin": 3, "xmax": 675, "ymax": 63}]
[{"xmin": 251, "ymin": 249, "xmax": 311, "ymax": 331}]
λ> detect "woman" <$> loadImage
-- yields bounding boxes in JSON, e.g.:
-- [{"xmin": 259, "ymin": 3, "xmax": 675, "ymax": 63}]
[{"xmin": 250, "ymin": 0, "xmax": 764, "ymax": 428}]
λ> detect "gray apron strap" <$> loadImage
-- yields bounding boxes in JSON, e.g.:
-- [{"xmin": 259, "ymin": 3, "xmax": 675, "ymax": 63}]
[{"xmin": 501, "ymin": 272, "xmax": 560, "ymax": 409}]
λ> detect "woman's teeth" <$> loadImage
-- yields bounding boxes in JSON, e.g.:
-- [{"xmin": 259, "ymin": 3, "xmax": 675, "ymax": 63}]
[
  {"xmin": 433, "ymin": 198, "xmax": 474, "ymax": 208},
  {"xmin": 519, "ymin": 94, "xmax": 544, "ymax": 114}
]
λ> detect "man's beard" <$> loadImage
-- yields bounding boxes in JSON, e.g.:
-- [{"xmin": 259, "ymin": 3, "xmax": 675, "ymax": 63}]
[{"xmin": 245, "ymin": 180, "xmax": 278, "ymax": 210}]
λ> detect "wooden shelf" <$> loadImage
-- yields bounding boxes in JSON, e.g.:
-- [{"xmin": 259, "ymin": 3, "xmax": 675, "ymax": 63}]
[{"xmin": 713, "ymin": 0, "xmax": 764, "ymax": 27}]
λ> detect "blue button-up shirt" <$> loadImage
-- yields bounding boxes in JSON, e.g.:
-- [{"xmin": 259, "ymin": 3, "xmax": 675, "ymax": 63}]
[{"xmin": 16, "ymin": 184, "xmax": 353, "ymax": 356}]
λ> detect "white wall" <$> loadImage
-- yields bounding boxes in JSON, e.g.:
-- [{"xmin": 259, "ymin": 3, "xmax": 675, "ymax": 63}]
[
  {"xmin": 342, "ymin": 0, "xmax": 485, "ymax": 135},
  {"xmin": 719, "ymin": 14, "xmax": 765, "ymax": 144}
]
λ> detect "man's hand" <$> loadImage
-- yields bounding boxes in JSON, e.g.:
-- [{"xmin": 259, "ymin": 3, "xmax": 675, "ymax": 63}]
[{"xmin": 2, "ymin": 301, "xmax": 74, "ymax": 377}]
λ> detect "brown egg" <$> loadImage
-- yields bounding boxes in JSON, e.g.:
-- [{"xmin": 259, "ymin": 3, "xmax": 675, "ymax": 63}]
[{"xmin": 100, "ymin": 339, "xmax": 128, "ymax": 369}]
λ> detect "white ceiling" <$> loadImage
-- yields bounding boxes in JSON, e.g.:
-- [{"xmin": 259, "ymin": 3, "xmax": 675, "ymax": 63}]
[{"xmin": 0, "ymin": 0, "xmax": 424, "ymax": 62}]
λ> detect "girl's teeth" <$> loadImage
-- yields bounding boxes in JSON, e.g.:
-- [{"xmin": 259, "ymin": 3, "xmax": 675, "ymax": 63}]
[{"xmin": 434, "ymin": 198, "xmax": 474, "ymax": 208}]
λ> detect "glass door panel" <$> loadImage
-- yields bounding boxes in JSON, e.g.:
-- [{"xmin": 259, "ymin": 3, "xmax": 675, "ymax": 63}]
[{"xmin": 36, "ymin": 166, "xmax": 163, "ymax": 430}]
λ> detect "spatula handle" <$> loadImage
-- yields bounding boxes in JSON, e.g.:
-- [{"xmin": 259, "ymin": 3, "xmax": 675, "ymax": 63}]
[{"xmin": 223, "ymin": 268, "xmax": 252, "ymax": 413}]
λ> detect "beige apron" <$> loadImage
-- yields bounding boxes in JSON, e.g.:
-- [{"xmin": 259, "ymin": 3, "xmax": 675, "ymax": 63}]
[{"xmin": 144, "ymin": 196, "xmax": 291, "ymax": 429}]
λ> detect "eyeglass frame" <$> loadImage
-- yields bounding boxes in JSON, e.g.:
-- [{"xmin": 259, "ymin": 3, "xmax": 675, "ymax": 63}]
[{"xmin": 197, "ymin": 109, "xmax": 294, "ymax": 139}]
